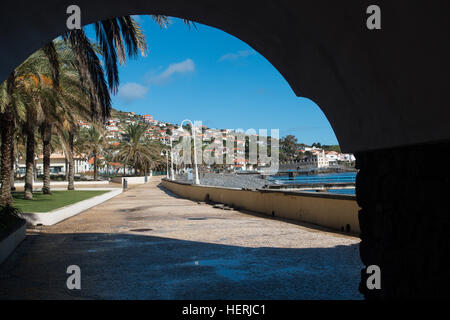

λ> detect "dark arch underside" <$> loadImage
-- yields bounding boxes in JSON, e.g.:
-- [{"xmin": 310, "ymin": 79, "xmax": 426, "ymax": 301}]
[{"xmin": 1, "ymin": 0, "xmax": 450, "ymax": 153}]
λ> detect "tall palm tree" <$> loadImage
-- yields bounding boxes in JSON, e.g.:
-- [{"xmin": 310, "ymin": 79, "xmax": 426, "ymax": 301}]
[
  {"xmin": 60, "ymin": 16, "xmax": 150, "ymax": 187},
  {"xmin": 116, "ymin": 123, "xmax": 159, "ymax": 176},
  {"xmin": 0, "ymin": 43, "xmax": 61, "ymax": 204},
  {"xmin": 78, "ymin": 126, "xmax": 105, "ymax": 181},
  {"xmin": 16, "ymin": 50, "xmax": 57, "ymax": 199},
  {"xmin": 39, "ymin": 58, "xmax": 93, "ymax": 194},
  {"xmin": 0, "ymin": 14, "xmax": 189, "ymax": 205},
  {"xmin": 0, "ymin": 16, "xmax": 146, "ymax": 205},
  {"xmin": 9, "ymin": 44, "xmax": 86, "ymax": 198}
]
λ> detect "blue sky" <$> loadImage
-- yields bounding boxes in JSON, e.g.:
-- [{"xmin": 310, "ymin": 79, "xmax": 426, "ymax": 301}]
[{"xmin": 86, "ymin": 17, "xmax": 338, "ymax": 145}]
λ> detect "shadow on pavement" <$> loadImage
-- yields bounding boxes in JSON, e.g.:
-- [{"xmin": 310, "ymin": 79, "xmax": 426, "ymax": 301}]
[
  {"xmin": 0, "ymin": 232, "xmax": 363, "ymax": 300},
  {"xmin": 157, "ymin": 183, "xmax": 360, "ymax": 238}
]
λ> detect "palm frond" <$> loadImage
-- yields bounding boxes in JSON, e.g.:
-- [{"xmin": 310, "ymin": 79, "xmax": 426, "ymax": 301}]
[
  {"xmin": 41, "ymin": 41, "xmax": 60, "ymax": 88},
  {"xmin": 62, "ymin": 29, "xmax": 111, "ymax": 120}
]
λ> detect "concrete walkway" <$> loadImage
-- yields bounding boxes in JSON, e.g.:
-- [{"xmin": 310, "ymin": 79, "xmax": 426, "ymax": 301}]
[{"xmin": 0, "ymin": 177, "xmax": 363, "ymax": 299}]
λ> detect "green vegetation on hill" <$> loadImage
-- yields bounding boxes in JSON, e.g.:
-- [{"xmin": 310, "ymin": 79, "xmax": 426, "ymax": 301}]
[{"xmin": 322, "ymin": 145, "xmax": 341, "ymax": 153}]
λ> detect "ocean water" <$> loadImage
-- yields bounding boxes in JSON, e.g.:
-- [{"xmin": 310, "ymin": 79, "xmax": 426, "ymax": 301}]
[{"xmin": 268, "ymin": 172, "xmax": 356, "ymax": 195}]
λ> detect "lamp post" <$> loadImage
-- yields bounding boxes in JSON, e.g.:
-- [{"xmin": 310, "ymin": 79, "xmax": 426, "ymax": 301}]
[
  {"xmin": 161, "ymin": 149, "xmax": 169, "ymax": 179},
  {"xmin": 174, "ymin": 153, "xmax": 180, "ymax": 175},
  {"xmin": 169, "ymin": 136, "xmax": 175, "ymax": 181},
  {"xmin": 163, "ymin": 135, "xmax": 176, "ymax": 181},
  {"xmin": 181, "ymin": 119, "xmax": 200, "ymax": 185}
]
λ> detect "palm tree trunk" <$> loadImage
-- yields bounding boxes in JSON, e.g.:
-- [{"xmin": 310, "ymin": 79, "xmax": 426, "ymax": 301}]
[
  {"xmin": 0, "ymin": 72, "xmax": 16, "ymax": 206},
  {"xmin": 0, "ymin": 116, "xmax": 15, "ymax": 206},
  {"xmin": 34, "ymin": 160, "xmax": 38, "ymax": 180},
  {"xmin": 65, "ymin": 157, "xmax": 68, "ymax": 180},
  {"xmin": 93, "ymin": 152, "xmax": 98, "ymax": 181},
  {"xmin": 24, "ymin": 130, "xmax": 35, "ymax": 200},
  {"xmin": 10, "ymin": 138, "xmax": 16, "ymax": 192},
  {"xmin": 68, "ymin": 132, "xmax": 75, "ymax": 190},
  {"xmin": 41, "ymin": 123, "xmax": 52, "ymax": 195}
]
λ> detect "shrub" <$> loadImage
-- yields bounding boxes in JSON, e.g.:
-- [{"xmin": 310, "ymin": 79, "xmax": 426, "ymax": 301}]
[{"xmin": 0, "ymin": 205, "xmax": 25, "ymax": 240}]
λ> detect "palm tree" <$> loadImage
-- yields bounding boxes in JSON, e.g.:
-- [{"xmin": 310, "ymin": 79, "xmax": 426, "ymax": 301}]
[
  {"xmin": 78, "ymin": 126, "xmax": 105, "ymax": 181},
  {"xmin": 9, "ymin": 43, "xmax": 88, "ymax": 197},
  {"xmin": 60, "ymin": 16, "xmax": 151, "ymax": 188},
  {"xmin": 0, "ymin": 43, "xmax": 65, "ymax": 203},
  {"xmin": 16, "ymin": 50, "xmax": 58, "ymax": 199},
  {"xmin": 116, "ymin": 123, "xmax": 159, "ymax": 176},
  {"xmin": 1, "ymin": 14, "xmax": 190, "ymax": 205},
  {"xmin": 102, "ymin": 144, "xmax": 117, "ymax": 177},
  {"xmin": 0, "ymin": 16, "xmax": 147, "ymax": 205}
]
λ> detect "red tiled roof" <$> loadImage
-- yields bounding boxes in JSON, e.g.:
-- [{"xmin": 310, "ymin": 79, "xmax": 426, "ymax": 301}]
[
  {"xmin": 108, "ymin": 162, "xmax": 123, "ymax": 167},
  {"xmin": 88, "ymin": 155, "xmax": 102, "ymax": 165}
]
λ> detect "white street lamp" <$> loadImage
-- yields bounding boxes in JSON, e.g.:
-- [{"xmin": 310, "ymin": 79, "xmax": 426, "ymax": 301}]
[
  {"xmin": 181, "ymin": 119, "xmax": 200, "ymax": 185},
  {"xmin": 174, "ymin": 153, "xmax": 180, "ymax": 175},
  {"xmin": 161, "ymin": 149, "xmax": 170, "ymax": 179},
  {"xmin": 169, "ymin": 136, "xmax": 175, "ymax": 181}
]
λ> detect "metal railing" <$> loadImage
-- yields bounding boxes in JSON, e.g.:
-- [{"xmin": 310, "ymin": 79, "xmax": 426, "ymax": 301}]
[
  {"xmin": 152, "ymin": 171, "xmax": 167, "ymax": 176},
  {"xmin": 267, "ymin": 174, "xmax": 356, "ymax": 184}
]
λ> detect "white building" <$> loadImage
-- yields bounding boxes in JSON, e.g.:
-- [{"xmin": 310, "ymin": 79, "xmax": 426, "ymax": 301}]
[
  {"xmin": 301, "ymin": 150, "xmax": 329, "ymax": 168},
  {"xmin": 17, "ymin": 153, "xmax": 90, "ymax": 177},
  {"xmin": 325, "ymin": 151, "xmax": 339, "ymax": 165},
  {"xmin": 340, "ymin": 153, "xmax": 356, "ymax": 162}
]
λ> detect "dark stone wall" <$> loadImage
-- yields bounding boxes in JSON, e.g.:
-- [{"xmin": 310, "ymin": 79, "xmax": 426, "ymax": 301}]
[{"xmin": 356, "ymin": 142, "xmax": 450, "ymax": 299}]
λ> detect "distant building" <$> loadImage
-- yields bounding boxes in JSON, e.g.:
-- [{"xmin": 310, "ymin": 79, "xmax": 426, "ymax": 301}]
[
  {"xmin": 340, "ymin": 153, "xmax": 356, "ymax": 162},
  {"xmin": 301, "ymin": 150, "xmax": 329, "ymax": 168},
  {"xmin": 325, "ymin": 151, "xmax": 339, "ymax": 166},
  {"xmin": 16, "ymin": 152, "xmax": 90, "ymax": 177},
  {"xmin": 142, "ymin": 114, "xmax": 154, "ymax": 123},
  {"xmin": 78, "ymin": 120, "xmax": 91, "ymax": 129}
]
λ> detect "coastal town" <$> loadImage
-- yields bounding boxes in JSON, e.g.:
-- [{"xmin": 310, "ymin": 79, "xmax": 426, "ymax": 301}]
[{"xmin": 14, "ymin": 109, "xmax": 356, "ymax": 179}]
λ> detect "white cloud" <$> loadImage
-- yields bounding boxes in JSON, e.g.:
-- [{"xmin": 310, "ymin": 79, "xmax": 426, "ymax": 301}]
[
  {"xmin": 218, "ymin": 49, "xmax": 256, "ymax": 62},
  {"xmin": 147, "ymin": 59, "xmax": 195, "ymax": 85},
  {"xmin": 117, "ymin": 82, "xmax": 149, "ymax": 103}
]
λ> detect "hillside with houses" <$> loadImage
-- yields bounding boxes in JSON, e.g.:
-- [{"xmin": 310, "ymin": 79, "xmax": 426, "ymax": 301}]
[{"xmin": 15, "ymin": 108, "xmax": 355, "ymax": 179}]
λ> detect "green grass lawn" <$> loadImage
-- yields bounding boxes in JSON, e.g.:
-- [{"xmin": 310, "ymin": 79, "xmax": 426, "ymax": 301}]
[{"xmin": 12, "ymin": 190, "xmax": 109, "ymax": 213}]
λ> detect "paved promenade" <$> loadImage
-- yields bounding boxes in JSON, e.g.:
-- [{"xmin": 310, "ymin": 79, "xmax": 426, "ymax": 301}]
[{"xmin": 0, "ymin": 177, "xmax": 363, "ymax": 299}]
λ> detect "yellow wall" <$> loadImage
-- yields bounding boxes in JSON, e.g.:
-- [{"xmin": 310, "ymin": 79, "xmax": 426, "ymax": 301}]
[{"xmin": 161, "ymin": 180, "xmax": 360, "ymax": 234}]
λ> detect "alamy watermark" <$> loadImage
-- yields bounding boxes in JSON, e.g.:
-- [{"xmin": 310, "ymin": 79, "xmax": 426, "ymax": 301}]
[
  {"xmin": 65, "ymin": 4, "xmax": 380, "ymax": 32},
  {"xmin": 66, "ymin": 265, "xmax": 81, "ymax": 290},
  {"xmin": 66, "ymin": 5, "xmax": 81, "ymax": 30},
  {"xmin": 366, "ymin": 265, "xmax": 381, "ymax": 290},
  {"xmin": 366, "ymin": 5, "xmax": 381, "ymax": 30},
  {"xmin": 169, "ymin": 120, "xmax": 280, "ymax": 173}
]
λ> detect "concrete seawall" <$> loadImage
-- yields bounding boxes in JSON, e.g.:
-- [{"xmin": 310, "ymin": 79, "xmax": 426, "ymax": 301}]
[
  {"xmin": 161, "ymin": 179, "xmax": 360, "ymax": 234},
  {"xmin": 111, "ymin": 176, "xmax": 151, "ymax": 185}
]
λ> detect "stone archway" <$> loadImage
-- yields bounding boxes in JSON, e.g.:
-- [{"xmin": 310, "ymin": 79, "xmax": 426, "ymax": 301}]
[{"xmin": 1, "ymin": 0, "xmax": 450, "ymax": 299}]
